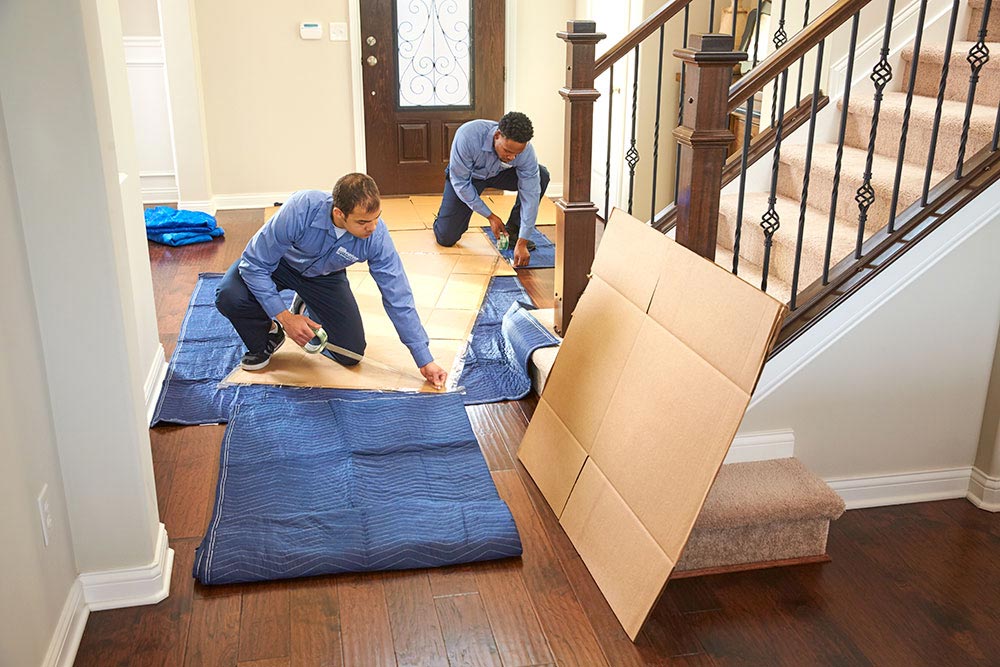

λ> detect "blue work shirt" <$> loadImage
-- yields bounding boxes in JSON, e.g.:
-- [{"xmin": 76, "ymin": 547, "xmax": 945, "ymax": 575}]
[
  {"xmin": 449, "ymin": 119, "xmax": 541, "ymax": 240},
  {"xmin": 238, "ymin": 190, "xmax": 432, "ymax": 368}
]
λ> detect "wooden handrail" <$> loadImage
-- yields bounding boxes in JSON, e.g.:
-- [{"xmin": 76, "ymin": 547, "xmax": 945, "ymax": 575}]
[
  {"xmin": 728, "ymin": 0, "xmax": 870, "ymax": 112},
  {"xmin": 594, "ymin": 0, "xmax": 695, "ymax": 76}
]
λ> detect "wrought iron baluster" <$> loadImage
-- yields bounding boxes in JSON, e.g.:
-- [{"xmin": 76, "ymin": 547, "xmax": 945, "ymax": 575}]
[
  {"xmin": 751, "ymin": 0, "xmax": 764, "ymax": 67},
  {"xmin": 922, "ymin": 0, "xmax": 961, "ymax": 204},
  {"xmin": 825, "ymin": 12, "xmax": 860, "ymax": 284},
  {"xmin": 605, "ymin": 66, "xmax": 614, "ymax": 221},
  {"xmin": 995, "ymin": 93, "xmax": 1000, "ymax": 152},
  {"xmin": 854, "ymin": 0, "xmax": 897, "ymax": 260},
  {"xmin": 770, "ymin": 0, "xmax": 789, "ymax": 127},
  {"xmin": 796, "ymin": 0, "xmax": 812, "ymax": 106},
  {"xmin": 731, "ymin": 0, "xmax": 739, "ymax": 38},
  {"xmin": 651, "ymin": 26, "xmax": 665, "ymax": 222},
  {"xmin": 626, "ymin": 45, "xmax": 640, "ymax": 215},
  {"xmin": 733, "ymin": 0, "xmax": 766, "ymax": 275},
  {"xmin": 674, "ymin": 6, "xmax": 691, "ymax": 200},
  {"xmin": 957, "ymin": 0, "xmax": 992, "ymax": 177},
  {"xmin": 761, "ymin": 69, "xmax": 791, "ymax": 292},
  {"xmin": 790, "ymin": 40, "xmax": 825, "ymax": 309},
  {"xmin": 709, "ymin": 0, "xmax": 717, "ymax": 29}
]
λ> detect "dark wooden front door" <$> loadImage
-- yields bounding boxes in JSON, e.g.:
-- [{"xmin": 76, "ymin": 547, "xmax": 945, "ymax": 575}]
[{"xmin": 360, "ymin": 0, "xmax": 505, "ymax": 195}]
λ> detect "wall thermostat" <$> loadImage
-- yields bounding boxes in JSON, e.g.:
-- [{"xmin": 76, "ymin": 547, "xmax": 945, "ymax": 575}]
[{"xmin": 300, "ymin": 22, "xmax": 322, "ymax": 40}]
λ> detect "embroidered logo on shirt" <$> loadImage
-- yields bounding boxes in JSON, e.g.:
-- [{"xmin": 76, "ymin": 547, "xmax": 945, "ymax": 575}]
[{"xmin": 336, "ymin": 247, "xmax": 360, "ymax": 263}]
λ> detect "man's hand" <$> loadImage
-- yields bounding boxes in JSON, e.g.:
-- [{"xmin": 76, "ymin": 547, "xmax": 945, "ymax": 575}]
[
  {"xmin": 275, "ymin": 310, "xmax": 322, "ymax": 347},
  {"xmin": 487, "ymin": 213, "xmax": 507, "ymax": 242},
  {"xmin": 512, "ymin": 238, "xmax": 531, "ymax": 267},
  {"xmin": 419, "ymin": 361, "xmax": 448, "ymax": 390}
]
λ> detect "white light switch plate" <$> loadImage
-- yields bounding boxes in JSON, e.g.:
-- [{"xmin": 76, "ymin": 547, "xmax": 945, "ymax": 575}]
[{"xmin": 330, "ymin": 22, "xmax": 348, "ymax": 41}]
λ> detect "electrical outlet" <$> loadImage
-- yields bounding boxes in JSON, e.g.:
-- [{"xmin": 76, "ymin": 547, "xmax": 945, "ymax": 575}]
[
  {"xmin": 37, "ymin": 484, "xmax": 53, "ymax": 547},
  {"xmin": 329, "ymin": 22, "xmax": 348, "ymax": 41}
]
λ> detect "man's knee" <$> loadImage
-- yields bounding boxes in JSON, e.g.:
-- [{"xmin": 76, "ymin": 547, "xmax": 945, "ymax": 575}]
[
  {"xmin": 433, "ymin": 219, "xmax": 464, "ymax": 247},
  {"xmin": 539, "ymin": 165, "xmax": 551, "ymax": 194},
  {"xmin": 214, "ymin": 284, "xmax": 242, "ymax": 318},
  {"xmin": 330, "ymin": 339, "xmax": 366, "ymax": 366}
]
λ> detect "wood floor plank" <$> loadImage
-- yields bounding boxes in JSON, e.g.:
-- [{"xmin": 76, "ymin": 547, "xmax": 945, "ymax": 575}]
[
  {"xmin": 162, "ymin": 426, "xmax": 225, "ymax": 539},
  {"xmin": 238, "ymin": 582, "xmax": 290, "ymax": 663},
  {"xmin": 382, "ymin": 570, "xmax": 449, "ymax": 667},
  {"xmin": 288, "ymin": 577, "xmax": 342, "ymax": 667},
  {"xmin": 466, "ymin": 405, "xmax": 514, "ymax": 471},
  {"xmin": 184, "ymin": 592, "xmax": 241, "ymax": 667},
  {"xmin": 434, "ymin": 592, "xmax": 503, "ymax": 667},
  {"xmin": 338, "ymin": 574, "xmax": 395, "ymax": 667},
  {"xmin": 128, "ymin": 540, "xmax": 198, "ymax": 666},
  {"xmin": 491, "ymin": 470, "xmax": 611, "ymax": 667},
  {"xmin": 237, "ymin": 659, "xmax": 290, "ymax": 667},
  {"xmin": 73, "ymin": 605, "xmax": 143, "ymax": 666},
  {"xmin": 427, "ymin": 564, "xmax": 480, "ymax": 598},
  {"xmin": 474, "ymin": 559, "xmax": 554, "ymax": 667}
]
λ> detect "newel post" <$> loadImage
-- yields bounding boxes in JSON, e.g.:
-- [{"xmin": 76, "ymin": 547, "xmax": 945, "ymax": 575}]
[
  {"xmin": 555, "ymin": 21, "xmax": 605, "ymax": 335},
  {"xmin": 672, "ymin": 34, "xmax": 746, "ymax": 260}
]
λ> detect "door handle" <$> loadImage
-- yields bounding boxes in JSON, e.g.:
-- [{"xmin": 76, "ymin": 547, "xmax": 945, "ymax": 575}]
[{"xmin": 366, "ymin": 55, "xmax": 378, "ymax": 67}]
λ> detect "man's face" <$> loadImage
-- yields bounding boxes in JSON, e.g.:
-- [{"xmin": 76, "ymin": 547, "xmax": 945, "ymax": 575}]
[
  {"xmin": 333, "ymin": 204, "xmax": 380, "ymax": 239},
  {"xmin": 493, "ymin": 131, "xmax": 527, "ymax": 163}
]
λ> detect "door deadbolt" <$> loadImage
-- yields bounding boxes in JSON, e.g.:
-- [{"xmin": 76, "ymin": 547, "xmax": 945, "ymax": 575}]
[
  {"xmin": 366, "ymin": 36, "xmax": 377, "ymax": 46},
  {"xmin": 366, "ymin": 55, "xmax": 378, "ymax": 66}
]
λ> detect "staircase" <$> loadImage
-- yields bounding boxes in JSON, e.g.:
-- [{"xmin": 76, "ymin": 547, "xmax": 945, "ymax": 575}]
[{"xmin": 720, "ymin": 0, "xmax": 1000, "ymax": 305}]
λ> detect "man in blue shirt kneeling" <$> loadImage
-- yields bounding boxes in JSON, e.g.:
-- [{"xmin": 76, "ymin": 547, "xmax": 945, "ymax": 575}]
[
  {"xmin": 433, "ymin": 111, "xmax": 549, "ymax": 268},
  {"xmin": 215, "ymin": 173, "xmax": 448, "ymax": 388}
]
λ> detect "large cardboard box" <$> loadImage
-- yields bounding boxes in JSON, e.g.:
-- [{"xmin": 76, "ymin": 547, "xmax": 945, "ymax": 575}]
[{"xmin": 517, "ymin": 209, "xmax": 786, "ymax": 640}]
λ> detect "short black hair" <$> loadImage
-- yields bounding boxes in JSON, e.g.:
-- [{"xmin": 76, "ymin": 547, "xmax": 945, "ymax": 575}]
[
  {"xmin": 498, "ymin": 111, "xmax": 534, "ymax": 143},
  {"xmin": 332, "ymin": 173, "xmax": 380, "ymax": 216}
]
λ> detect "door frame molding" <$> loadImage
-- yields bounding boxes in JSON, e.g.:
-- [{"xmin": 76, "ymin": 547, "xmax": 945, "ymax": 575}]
[{"xmin": 349, "ymin": 0, "xmax": 515, "ymax": 174}]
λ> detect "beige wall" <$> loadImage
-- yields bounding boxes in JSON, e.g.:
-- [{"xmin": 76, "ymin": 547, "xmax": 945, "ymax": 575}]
[
  {"xmin": 741, "ymin": 181, "xmax": 1000, "ymax": 480},
  {"xmin": 192, "ymin": 0, "xmax": 575, "ymax": 197},
  {"xmin": 975, "ymin": 323, "xmax": 1000, "ymax": 477},
  {"xmin": 119, "ymin": 0, "xmax": 160, "ymax": 36}
]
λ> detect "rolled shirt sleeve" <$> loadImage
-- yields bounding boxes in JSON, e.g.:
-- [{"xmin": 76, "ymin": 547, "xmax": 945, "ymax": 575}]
[
  {"xmin": 367, "ymin": 227, "xmax": 434, "ymax": 368},
  {"xmin": 238, "ymin": 194, "xmax": 309, "ymax": 319},
  {"xmin": 515, "ymin": 144, "xmax": 541, "ymax": 241},
  {"xmin": 449, "ymin": 128, "xmax": 493, "ymax": 219}
]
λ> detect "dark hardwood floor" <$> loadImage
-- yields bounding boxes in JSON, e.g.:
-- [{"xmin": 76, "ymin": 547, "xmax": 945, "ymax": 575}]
[{"xmin": 74, "ymin": 209, "xmax": 1000, "ymax": 666}]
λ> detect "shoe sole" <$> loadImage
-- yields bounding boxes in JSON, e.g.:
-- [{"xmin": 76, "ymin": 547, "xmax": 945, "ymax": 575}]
[{"xmin": 240, "ymin": 333, "xmax": 286, "ymax": 371}]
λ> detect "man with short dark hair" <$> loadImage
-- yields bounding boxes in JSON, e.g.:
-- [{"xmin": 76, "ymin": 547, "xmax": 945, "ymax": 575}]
[
  {"xmin": 433, "ymin": 111, "xmax": 550, "ymax": 267},
  {"xmin": 215, "ymin": 173, "xmax": 448, "ymax": 388}
]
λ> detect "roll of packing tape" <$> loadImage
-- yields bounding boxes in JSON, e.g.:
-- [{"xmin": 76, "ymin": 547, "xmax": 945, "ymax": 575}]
[{"xmin": 304, "ymin": 327, "xmax": 328, "ymax": 354}]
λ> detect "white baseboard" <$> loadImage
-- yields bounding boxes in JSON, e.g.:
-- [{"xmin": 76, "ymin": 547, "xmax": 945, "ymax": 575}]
[
  {"xmin": 212, "ymin": 192, "xmax": 294, "ymax": 210},
  {"xmin": 42, "ymin": 579, "xmax": 89, "ymax": 667},
  {"xmin": 967, "ymin": 467, "xmax": 1000, "ymax": 512},
  {"xmin": 144, "ymin": 343, "xmax": 168, "ymax": 426},
  {"xmin": 80, "ymin": 523, "xmax": 174, "ymax": 611},
  {"xmin": 177, "ymin": 199, "xmax": 217, "ymax": 215},
  {"xmin": 724, "ymin": 429, "xmax": 795, "ymax": 464},
  {"xmin": 826, "ymin": 467, "xmax": 973, "ymax": 510}
]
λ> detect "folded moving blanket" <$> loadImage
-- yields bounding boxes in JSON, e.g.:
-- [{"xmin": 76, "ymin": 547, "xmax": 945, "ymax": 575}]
[
  {"xmin": 193, "ymin": 392, "xmax": 522, "ymax": 585},
  {"xmin": 145, "ymin": 206, "xmax": 224, "ymax": 246}
]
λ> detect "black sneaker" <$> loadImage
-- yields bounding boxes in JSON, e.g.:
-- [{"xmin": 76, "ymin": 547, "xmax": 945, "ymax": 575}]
[{"xmin": 240, "ymin": 322, "xmax": 286, "ymax": 370}]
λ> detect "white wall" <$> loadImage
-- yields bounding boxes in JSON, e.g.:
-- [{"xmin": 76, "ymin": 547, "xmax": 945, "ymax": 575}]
[
  {"xmin": 741, "ymin": 180, "xmax": 1000, "ymax": 484},
  {"xmin": 0, "ymin": 96, "xmax": 80, "ymax": 667},
  {"xmin": 0, "ymin": 0, "xmax": 163, "ymax": 582}
]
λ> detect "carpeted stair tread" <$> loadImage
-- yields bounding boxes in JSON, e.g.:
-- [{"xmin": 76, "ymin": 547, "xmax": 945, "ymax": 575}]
[
  {"xmin": 714, "ymin": 245, "xmax": 793, "ymax": 305},
  {"xmin": 675, "ymin": 458, "xmax": 845, "ymax": 572},
  {"xmin": 718, "ymin": 191, "xmax": 860, "ymax": 290},
  {"xmin": 778, "ymin": 142, "xmax": 948, "ymax": 234},
  {"xmin": 967, "ymin": 0, "xmax": 1000, "ymax": 42},
  {"xmin": 844, "ymin": 92, "xmax": 996, "ymax": 172},
  {"xmin": 900, "ymin": 41, "xmax": 1000, "ymax": 107}
]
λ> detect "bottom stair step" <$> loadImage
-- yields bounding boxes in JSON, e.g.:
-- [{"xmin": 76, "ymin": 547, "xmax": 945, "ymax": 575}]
[{"xmin": 675, "ymin": 458, "xmax": 846, "ymax": 573}]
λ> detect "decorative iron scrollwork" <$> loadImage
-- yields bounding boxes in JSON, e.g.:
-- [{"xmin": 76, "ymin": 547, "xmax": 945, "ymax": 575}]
[{"xmin": 396, "ymin": 0, "xmax": 472, "ymax": 108}]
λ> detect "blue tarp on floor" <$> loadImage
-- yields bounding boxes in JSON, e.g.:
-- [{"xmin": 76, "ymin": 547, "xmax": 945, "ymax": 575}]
[
  {"xmin": 145, "ymin": 207, "xmax": 225, "ymax": 246},
  {"xmin": 482, "ymin": 227, "xmax": 556, "ymax": 269},
  {"xmin": 457, "ymin": 277, "xmax": 560, "ymax": 405},
  {"xmin": 192, "ymin": 392, "xmax": 522, "ymax": 584}
]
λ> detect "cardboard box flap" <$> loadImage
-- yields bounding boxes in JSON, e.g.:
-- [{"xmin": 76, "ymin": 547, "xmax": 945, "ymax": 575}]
[
  {"xmin": 591, "ymin": 209, "xmax": 671, "ymax": 312},
  {"xmin": 559, "ymin": 459, "xmax": 675, "ymax": 640},
  {"xmin": 516, "ymin": 397, "xmax": 589, "ymax": 517},
  {"xmin": 646, "ymin": 235, "xmax": 787, "ymax": 393},
  {"xmin": 589, "ymin": 317, "xmax": 750, "ymax": 560}
]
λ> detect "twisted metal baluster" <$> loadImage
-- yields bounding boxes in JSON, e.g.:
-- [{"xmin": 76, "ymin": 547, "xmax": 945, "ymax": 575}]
[
  {"xmin": 770, "ymin": 0, "xmax": 789, "ymax": 127},
  {"xmin": 626, "ymin": 45, "xmax": 640, "ymax": 215},
  {"xmin": 824, "ymin": 12, "xmax": 860, "ymax": 284},
  {"xmin": 888, "ymin": 0, "xmax": 929, "ymax": 232},
  {"xmin": 854, "ymin": 0, "xmax": 897, "ymax": 260},
  {"xmin": 674, "ymin": 5, "xmax": 691, "ymax": 199},
  {"xmin": 790, "ymin": 40, "xmax": 825, "ymax": 310},
  {"xmin": 761, "ymin": 70, "xmax": 790, "ymax": 292},
  {"xmin": 795, "ymin": 0, "xmax": 812, "ymax": 106},
  {"xmin": 650, "ymin": 27, "xmax": 665, "ymax": 222},
  {"xmin": 922, "ymin": 0, "xmax": 961, "ymax": 204},
  {"xmin": 604, "ymin": 66, "xmax": 614, "ymax": 221},
  {"xmin": 957, "ymin": 0, "xmax": 992, "ymax": 177}
]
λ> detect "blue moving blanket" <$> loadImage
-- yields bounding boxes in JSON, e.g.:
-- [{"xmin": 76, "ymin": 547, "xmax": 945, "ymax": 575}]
[
  {"xmin": 482, "ymin": 227, "xmax": 555, "ymax": 269},
  {"xmin": 146, "ymin": 206, "xmax": 224, "ymax": 246},
  {"xmin": 458, "ymin": 277, "xmax": 560, "ymax": 405},
  {"xmin": 192, "ymin": 393, "xmax": 522, "ymax": 584}
]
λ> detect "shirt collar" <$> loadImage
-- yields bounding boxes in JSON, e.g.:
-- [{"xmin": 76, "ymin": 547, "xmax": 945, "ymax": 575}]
[
  {"xmin": 481, "ymin": 121, "xmax": 499, "ymax": 152},
  {"xmin": 312, "ymin": 201, "xmax": 347, "ymax": 239}
]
